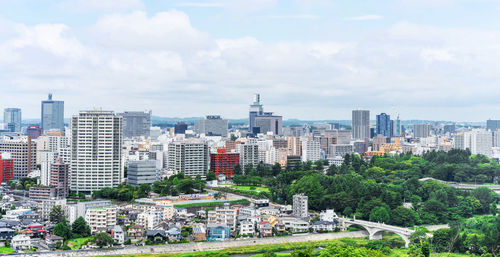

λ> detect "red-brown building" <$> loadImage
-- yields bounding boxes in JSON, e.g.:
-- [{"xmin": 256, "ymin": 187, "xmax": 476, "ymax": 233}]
[
  {"xmin": 210, "ymin": 149, "xmax": 239, "ymax": 180},
  {"xmin": 0, "ymin": 154, "xmax": 14, "ymax": 184}
]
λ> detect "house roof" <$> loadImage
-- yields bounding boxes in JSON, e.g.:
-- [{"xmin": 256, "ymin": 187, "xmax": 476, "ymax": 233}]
[{"xmin": 146, "ymin": 230, "xmax": 166, "ymax": 237}]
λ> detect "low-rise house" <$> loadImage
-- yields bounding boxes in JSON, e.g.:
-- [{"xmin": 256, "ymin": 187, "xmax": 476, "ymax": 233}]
[
  {"xmin": 207, "ymin": 224, "xmax": 231, "ymax": 241},
  {"xmin": 174, "ymin": 207, "xmax": 188, "ymax": 216},
  {"xmin": 260, "ymin": 207, "xmax": 280, "ymax": 216},
  {"xmin": 166, "ymin": 226, "xmax": 182, "ymax": 242},
  {"xmin": 127, "ymin": 225, "xmax": 144, "ymax": 240},
  {"xmin": 3, "ymin": 209, "xmax": 32, "ymax": 220},
  {"xmin": 45, "ymin": 235, "xmax": 64, "ymax": 249},
  {"xmin": 111, "ymin": 225, "xmax": 125, "ymax": 244},
  {"xmin": 11, "ymin": 234, "xmax": 31, "ymax": 250},
  {"xmin": 319, "ymin": 209, "xmax": 338, "ymax": 222},
  {"xmin": 0, "ymin": 227, "xmax": 14, "ymax": 240},
  {"xmin": 193, "ymin": 225, "xmax": 206, "ymax": 241},
  {"xmin": 146, "ymin": 230, "xmax": 167, "ymax": 243},
  {"xmin": 311, "ymin": 221, "xmax": 338, "ymax": 232},
  {"xmin": 280, "ymin": 217, "xmax": 309, "ymax": 232},
  {"xmin": 239, "ymin": 220, "xmax": 254, "ymax": 236},
  {"xmin": 253, "ymin": 199, "xmax": 269, "ymax": 208},
  {"xmin": 275, "ymin": 222, "xmax": 286, "ymax": 233},
  {"xmin": 257, "ymin": 222, "xmax": 273, "ymax": 237}
]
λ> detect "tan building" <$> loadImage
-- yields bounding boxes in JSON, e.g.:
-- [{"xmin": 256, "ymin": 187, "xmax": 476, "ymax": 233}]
[
  {"xmin": 207, "ymin": 204, "xmax": 237, "ymax": 231},
  {"xmin": 85, "ymin": 206, "xmax": 117, "ymax": 233}
]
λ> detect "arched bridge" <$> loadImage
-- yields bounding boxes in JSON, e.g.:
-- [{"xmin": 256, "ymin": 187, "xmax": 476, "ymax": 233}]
[{"xmin": 339, "ymin": 217, "xmax": 414, "ymax": 247}]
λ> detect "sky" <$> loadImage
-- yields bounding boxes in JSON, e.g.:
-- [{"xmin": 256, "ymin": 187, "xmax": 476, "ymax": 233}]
[{"xmin": 1, "ymin": 0, "xmax": 500, "ymax": 121}]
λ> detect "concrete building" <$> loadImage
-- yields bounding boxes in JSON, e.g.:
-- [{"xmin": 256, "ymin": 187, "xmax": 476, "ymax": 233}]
[
  {"xmin": 167, "ymin": 141, "xmax": 209, "ymax": 177},
  {"xmin": 413, "ymin": 124, "xmax": 431, "ymax": 138},
  {"xmin": 329, "ymin": 144, "xmax": 354, "ymax": 157},
  {"xmin": 470, "ymin": 130, "xmax": 492, "ymax": 156},
  {"xmin": 136, "ymin": 210, "xmax": 164, "ymax": 230},
  {"xmin": 487, "ymin": 119, "xmax": 500, "ymax": 132},
  {"xmin": 207, "ymin": 204, "xmax": 237, "ymax": 231},
  {"xmin": 3, "ymin": 108, "xmax": 21, "ymax": 133},
  {"xmin": 70, "ymin": 110, "xmax": 123, "ymax": 193},
  {"xmin": 237, "ymin": 143, "xmax": 259, "ymax": 168},
  {"xmin": 0, "ymin": 136, "xmax": 37, "ymax": 179},
  {"xmin": 40, "ymin": 150, "xmax": 57, "ymax": 186},
  {"xmin": 50, "ymin": 158, "xmax": 70, "ymax": 198},
  {"xmin": 254, "ymin": 114, "xmax": 283, "ymax": 136},
  {"xmin": 174, "ymin": 122, "xmax": 188, "ymax": 135},
  {"xmin": 127, "ymin": 160, "xmax": 157, "ymax": 186},
  {"xmin": 194, "ymin": 115, "xmax": 228, "ymax": 137},
  {"xmin": 210, "ymin": 148, "xmax": 239, "ymax": 180},
  {"xmin": 293, "ymin": 194, "xmax": 308, "ymax": 218},
  {"xmin": 118, "ymin": 111, "xmax": 152, "ymax": 138},
  {"xmin": 64, "ymin": 200, "xmax": 112, "ymax": 223},
  {"xmin": 41, "ymin": 94, "xmax": 64, "ymax": 132},
  {"xmin": 0, "ymin": 153, "xmax": 14, "ymax": 184},
  {"xmin": 352, "ymin": 110, "xmax": 370, "ymax": 140},
  {"xmin": 41, "ymin": 198, "xmax": 66, "ymax": 221},
  {"xmin": 249, "ymin": 93, "xmax": 264, "ymax": 135},
  {"xmin": 301, "ymin": 139, "xmax": 320, "ymax": 162},
  {"xmin": 85, "ymin": 206, "xmax": 117, "ymax": 233}
]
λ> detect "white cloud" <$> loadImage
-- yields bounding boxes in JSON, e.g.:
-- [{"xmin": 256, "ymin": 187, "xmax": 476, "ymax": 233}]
[
  {"xmin": 345, "ymin": 15, "xmax": 383, "ymax": 21},
  {"xmin": 59, "ymin": 0, "xmax": 144, "ymax": 11},
  {"xmin": 267, "ymin": 14, "xmax": 319, "ymax": 19},
  {"xmin": 176, "ymin": 2, "xmax": 224, "ymax": 7}
]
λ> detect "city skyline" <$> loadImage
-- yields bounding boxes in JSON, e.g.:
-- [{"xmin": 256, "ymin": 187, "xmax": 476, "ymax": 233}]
[{"xmin": 1, "ymin": 1, "xmax": 500, "ymax": 121}]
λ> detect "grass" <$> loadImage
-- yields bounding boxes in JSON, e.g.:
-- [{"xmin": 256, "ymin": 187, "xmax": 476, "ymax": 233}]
[
  {"xmin": 173, "ymin": 199, "xmax": 250, "ymax": 208},
  {"xmin": 230, "ymin": 185, "xmax": 271, "ymax": 193},
  {"xmin": 66, "ymin": 237, "xmax": 92, "ymax": 250},
  {"xmin": 0, "ymin": 247, "xmax": 13, "ymax": 254}
]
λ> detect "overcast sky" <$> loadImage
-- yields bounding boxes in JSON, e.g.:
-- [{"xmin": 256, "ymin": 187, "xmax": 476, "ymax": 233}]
[{"xmin": 1, "ymin": 0, "xmax": 500, "ymax": 121}]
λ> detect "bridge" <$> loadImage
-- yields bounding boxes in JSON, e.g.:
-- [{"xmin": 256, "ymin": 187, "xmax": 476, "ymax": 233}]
[
  {"xmin": 419, "ymin": 177, "xmax": 500, "ymax": 194},
  {"xmin": 339, "ymin": 217, "xmax": 415, "ymax": 247}
]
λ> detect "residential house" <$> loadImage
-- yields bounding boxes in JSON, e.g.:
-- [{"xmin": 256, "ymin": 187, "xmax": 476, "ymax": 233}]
[
  {"xmin": 311, "ymin": 220, "xmax": 338, "ymax": 232},
  {"xmin": 45, "ymin": 235, "xmax": 64, "ymax": 249},
  {"xmin": 193, "ymin": 225, "xmax": 206, "ymax": 241},
  {"xmin": 146, "ymin": 230, "xmax": 167, "ymax": 243},
  {"xmin": 0, "ymin": 227, "xmax": 14, "ymax": 240},
  {"xmin": 257, "ymin": 222, "xmax": 273, "ymax": 237},
  {"xmin": 111, "ymin": 225, "xmax": 125, "ymax": 244},
  {"xmin": 319, "ymin": 209, "xmax": 338, "ymax": 222},
  {"xmin": 165, "ymin": 226, "xmax": 182, "ymax": 242},
  {"xmin": 280, "ymin": 217, "xmax": 309, "ymax": 232},
  {"xmin": 11, "ymin": 234, "xmax": 31, "ymax": 250},
  {"xmin": 127, "ymin": 225, "xmax": 144, "ymax": 240}
]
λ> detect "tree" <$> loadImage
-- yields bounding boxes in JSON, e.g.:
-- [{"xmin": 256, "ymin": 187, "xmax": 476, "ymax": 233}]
[
  {"xmin": 272, "ymin": 163, "xmax": 282, "ymax": 176},
  {"xmin": 369, "ymin": 206, "xmax": 390, "ymax": 223},
  {"xmin": 471, "ymin": 187, "xmax": 495, "ymax": 214},
  {"xmin": 206, "ymin": 170, "xmax": 217, "ymax": 181},
  {"xmin": 391, "ymin": 206, "xmax": 420, "ymax": 227},
  {"xmin": 71, "ymin": 217, "xmax": 91, "ymax": 238},
  {"xmin": 139, "ymin": 184, "xmax": 151, "ymax": 198},
  {"xmin": 263, "ymin": 250, "xmax": 277, "ymax": 257},
  {"xmin": 53, "ymin": 221, "xmax": 71, "ymax": 240},
  {"xmin": 50, "ymin": 205, "xmax": 65, "ymax": 224},
  {"xmin": 93, "ymin": 232, "xmax": 114, "ymax": 248},
  {"xmin": 233, "ymin": 164, "xmax": 242, "ymax": 175}
]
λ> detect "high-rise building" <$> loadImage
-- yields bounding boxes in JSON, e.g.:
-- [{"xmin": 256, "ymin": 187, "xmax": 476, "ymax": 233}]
[
  {"xmin": 174, "ymin": 122, "xmax": 188, "ymax": 135},
  {"xmin": 454, "ymin": 130, "xmax": 492, "ymax": 156},
  {"xmin": 293, "ymin": 194, "xmax": 308, "ymax": 218},
  {"xmin": 118, "ymin": 111, "xmax": 152, "ymax": 138},
  {"xmin": 4, "ymin": 108, "xmax": 21, "ymax": 132},
  {"xmin": 210, "ymin": 149, "xmax": 240, "ymax": 180},
  {"xmin": 41, "ymin": 94, "xmax": 64, "ymax": 132},
  {"xmin": 194, "ymin": 115, "xmax": 228, "ymax": 137},
  {"xmin": 70, "ymin": 110, "xmax": 123, "ymax": 193},
  {"xmin": 486, "ymin": 119, "xmax": 500, "ymax": 132},
  {"xmin": 254, "ymin": 114, "xmax": 283, "ymax": 135},
  {"xmin": 301, "ymin": 139, "xmax": 320, "ymax": 162},
  {"xmin": 0, "ymin": 153, "xmax": 14, "ymax": 184},
  {"xmin": 40, "ymin": 150, "xmax": 58, "ymax": 186},
  {"xmin": 167, "ymin": 141, "xmax": 209, "ymax": 177},
  {"xmin": 50, "ymin": 158, "xmax": 69, "ymax": 198},
  {"xmin": 352, "ymin": 110, "xmax": 370, "ymax": 140},
  {"xmin": 237, "ymin": 143, "xmax": 259, "ymax": 168},
  {"xmin": 376, "ymin": 113, "xmax": 391, "ymax": 137},
  {"xmin": 249, "ymin": 94, "xmax": 264, "ymax": 135},
  {"xmin": 413, "ymin": 124, "xmax": 431, "ymax": 138},
  {"xmin": 127, "ymin": 160, "xmax": 157, "ymax": 186},
  {"xmin": 0, "ymin": 137, "xmax": 36, "ymax": 179}
]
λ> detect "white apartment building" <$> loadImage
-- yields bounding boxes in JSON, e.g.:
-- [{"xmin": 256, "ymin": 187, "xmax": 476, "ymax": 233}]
[
  {"xmin": 320, "ymin": 209, "xmax": 338, "ymax": 222},
  {"xmin": 70, "ymin": 110, "xmax": 123, "ymax": 193},
  {"xmin": 207, "ymin": 205, "xmax": 237, "ymax": 231},
  {"xmin": 136, "ymin": 210, "xmax": 164, "ymax": 230},
  {"xmin": 40, "ymin": 150, "xmax": 58, "ymax": 186},
  {"xmin": 41, "ymin": 198, "xmax": 66, "ymax": 221},
  {"xmin": 85, "ymin": 206, "xmax": 117, "ymax": 233},
  {"xmin": 301, "ymin": 139, "xmax": 320, "ymax": 162},
  {"xmin": 0, "ymin": 136, "xmax": 37, "ymax": 179},
  {"xmin": 293, "ymin": 194, "xmax": 308, "ymax": 218},
  {"xmin": 454, "ymin": 130, "xmax": 493, "ymax": 157},
  {"xmin": 239, "ymin": 220, "xmax": 255, "ymax": 236},
  {"xmin": 36, "ymin": 136, "xmax": 69, "ymax": 163},
  {"xmin": 237, "ymin": 143, "xmax": 259, "ymax": 168},
  {"xmin": 167, "ymin": 141, "xmax": 209, "ymax": 177}
]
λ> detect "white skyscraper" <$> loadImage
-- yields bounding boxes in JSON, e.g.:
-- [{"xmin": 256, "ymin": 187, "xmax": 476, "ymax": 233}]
[{"xmin": 70, "ymin": 110, "xmax": 123, "ymax": 193}]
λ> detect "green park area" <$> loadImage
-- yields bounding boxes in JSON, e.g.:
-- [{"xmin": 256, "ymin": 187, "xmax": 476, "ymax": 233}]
[
  {"xmin": 66, "ymin": 237, "xmax": 92, "ymax": 250},
  {"xmin": 0, "ymin": 247, "xmax": 13, "ymax": 254},
  {"xmin": 230, "ymin": 185, "xmax": 270, "ymax": 193}
]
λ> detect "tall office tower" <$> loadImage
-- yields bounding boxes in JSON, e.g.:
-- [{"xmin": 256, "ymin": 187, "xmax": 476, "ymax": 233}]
[
  {"xmin": 237, "ymin": 143, "xmax": 259, "ymax": 168},
  {"xmin": 50, "ymin": 158, "xmax": 69, "ymax": 198},
  {"xmin": 486, "ymin": 119, "xmax": 500, "ymax": 132},
  {"xmin": 249, "ymin": 93, "xmax": 264, "ymax": 135},
  {"xmin": 70, "ymin": 110, "xmax": 123, "ymax": 193},
  {"xmin": 352, "ymin": 110, "xmax": 370, "ymax": 140},
  {"xmin": 0, "ymin": 153, "xmax": 14, "ymax": 184},
  {"xmin": 194, "ymin": 115, "xmax": 229, "ymax": 137},
  {"xmin": 0, "ymin": 137, "xmax": 36, "ymax": 179},
  {"xmin": 174, "ymin": 122, "xmax": 188, "ymax": 135},
  {"xmin": 41, "ymin": 94, "xmax": 64, "ymax": 132},
  {"xmin": 128, "ymin": 160, "xmax": 157, "ymax": 186},
  {"xmin": 292, "ymin": 194, "xmax": 308, "ymax": 218},
  {"xmin": 413, "ymin": 124, "xmax": 431, "ymax": 138},
  {"xmin": 255, "ymin": 114, "xmax": 283, "ymax": 135},
  {"xmin": 376, "ymin": 113, "xmax": 391, "ymax": 137},
  {"xmin": 210, "ymin": 149, "xmax": 240, "ymax": 180},
  {"xmin": 301, "ymin": 139, "xmax": 321, "ymax": 162},
  {"xmin": 167, "ymin": 141, "xmax": 209, "ymax": 177},
  {"xmin": 118, "ymin": 111, "xmax": 152, "ymax": 138},
  {"xmin": 3, "ymin": 108, "xmax": 21, "ymax": 132}
]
